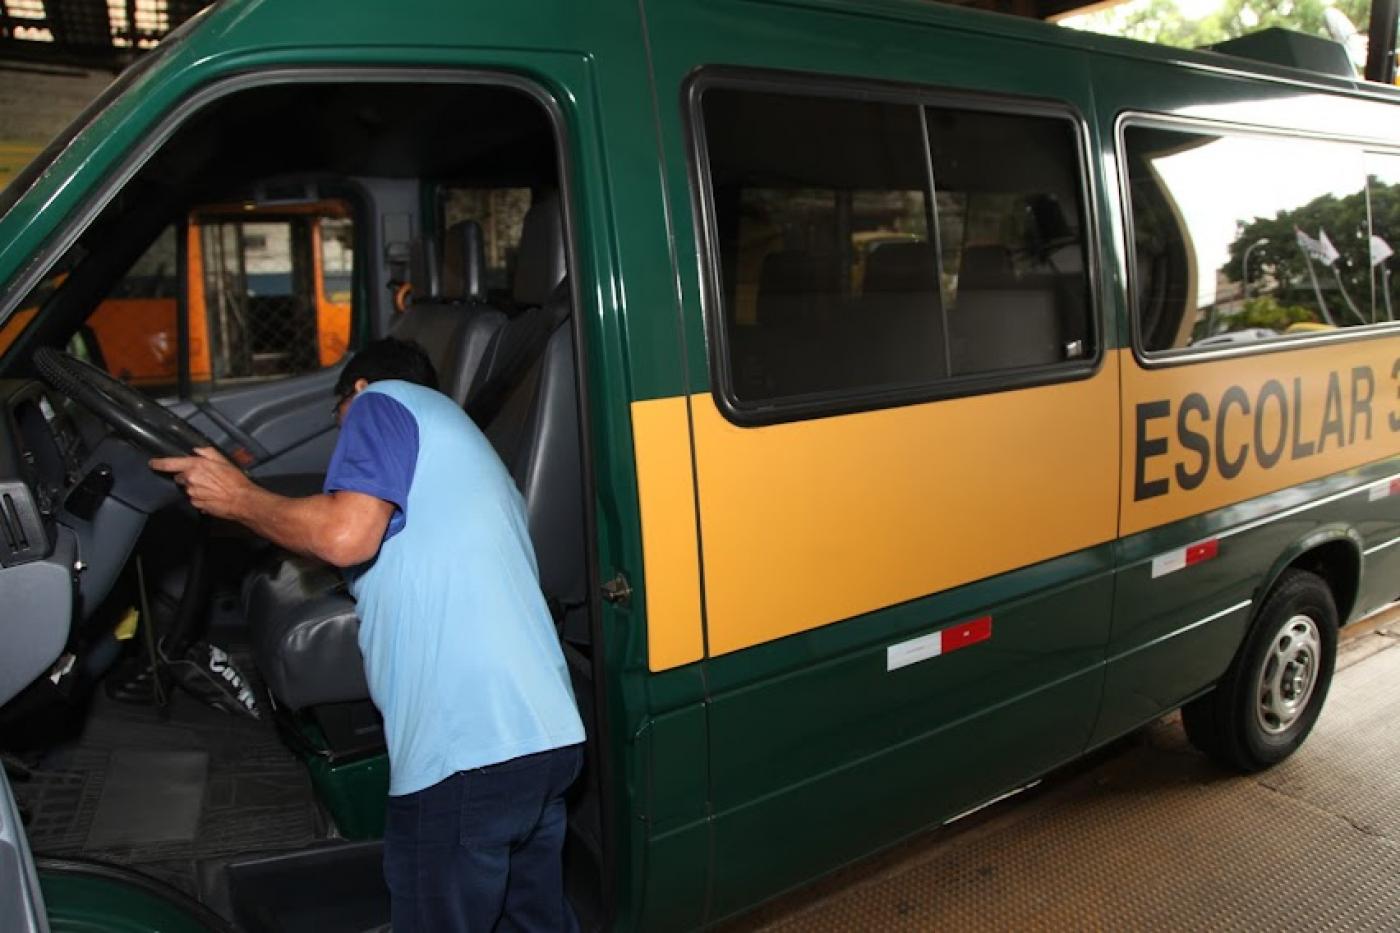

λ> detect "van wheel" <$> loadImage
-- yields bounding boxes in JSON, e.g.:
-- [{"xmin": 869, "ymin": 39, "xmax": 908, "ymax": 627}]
[{"xmin": 1181, "ymin": 569, "xmax": 1337, "ymax": 773}]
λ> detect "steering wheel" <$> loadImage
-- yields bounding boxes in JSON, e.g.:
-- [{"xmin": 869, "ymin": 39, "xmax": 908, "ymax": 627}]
[{"xmin": 33, "ymin": 347, "xmax": 219, "ymax": 458}]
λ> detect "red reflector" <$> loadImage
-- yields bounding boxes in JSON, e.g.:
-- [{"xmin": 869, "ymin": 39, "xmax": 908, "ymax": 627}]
[
  {"xmin": 1391, "ymin": 478, "xmax": 1400, "ymax": 496},
  {"xmin": 1185, "ymin": 539, "xmax": 1219, "ymax": 565},
  {"xmin": 943, "ymin": 616, "xmax": 993, "ymax": 653}
]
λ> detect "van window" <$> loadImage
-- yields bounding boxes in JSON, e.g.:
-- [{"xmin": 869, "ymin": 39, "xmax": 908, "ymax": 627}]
[
  {"xmin": 1125, "ymin": 124, "xmax": 1372, "ymax": 353},
  {"xmin": 698, "ymin": 83, "xmax": 1094, "ymax": 413},
  {"xmin": 927, "ymin": 107, "xmax": 1092, "ymax": 376},
  {"xmin": 701, "ymin": 88, "xmax": 937, "ymax": 404},
  {"xmin": 1365, "ymin": 152, "xmax": 1400, "ymax": 323},
  {"xmin": 0, "ymin": 246, "xmax": 88, "ymax": 361},
  {"xmin": 6, "ymin": 200, "xmax": 358, "ymax": 396},
  {"xmin": 197, "ymin": 206, "xmax": 356, "ymax": 386},
  {"xmin": 81, "ymin": 226, "xmax": 181, "ymax": 390}
]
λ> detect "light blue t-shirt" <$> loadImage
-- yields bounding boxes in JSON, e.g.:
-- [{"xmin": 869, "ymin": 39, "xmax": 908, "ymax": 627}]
[{"xmin": 324, "ymin": 380, "xmax": 583, "ymax": 796}]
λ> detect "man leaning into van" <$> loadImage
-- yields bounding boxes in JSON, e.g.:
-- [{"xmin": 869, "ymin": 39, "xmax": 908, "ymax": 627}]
[{"xmin": 151, "ymin": 337, "xmax": 586, "ymax": 933}]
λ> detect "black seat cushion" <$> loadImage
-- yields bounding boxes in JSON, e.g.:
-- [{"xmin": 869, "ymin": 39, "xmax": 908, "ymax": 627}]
[{"xmin": 245, "ymin": 554, "xmax": 367, "ymax": 710}]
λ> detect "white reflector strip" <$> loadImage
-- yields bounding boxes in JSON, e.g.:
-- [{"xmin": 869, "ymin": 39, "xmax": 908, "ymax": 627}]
[
  {"xmin": 887, "ymin": 631, "xmax": 942, "ymax": 671},
  {"xmin": 1152, "ymin": 549, "xmax": 1187, "ymax": 579}
]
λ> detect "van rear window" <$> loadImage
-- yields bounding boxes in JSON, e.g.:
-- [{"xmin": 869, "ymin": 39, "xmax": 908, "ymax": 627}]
[
  {"xmin": 1124, "ymin": 123, "xmax": 1379, "ymax": 354},
  {"xmin": 696, "ymin": 82, "xmax": 1094, "ymax": 417}
]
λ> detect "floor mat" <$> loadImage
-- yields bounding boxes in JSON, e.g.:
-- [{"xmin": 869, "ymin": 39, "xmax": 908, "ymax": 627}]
[
  {"xmin": 11, "ymin": 651, "xmax": 327, "ymax": 897},
  {"xmin": 86, "ymin": 748, "xmax": 208, "ymax": 848}
]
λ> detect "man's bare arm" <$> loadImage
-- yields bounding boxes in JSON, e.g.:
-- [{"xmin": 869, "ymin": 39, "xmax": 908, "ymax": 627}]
[{"xmin": 150, "ymin": 447, "xmax": 394, "ymax": 568}]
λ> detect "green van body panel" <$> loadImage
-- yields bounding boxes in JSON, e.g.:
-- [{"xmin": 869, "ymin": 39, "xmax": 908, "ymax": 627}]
[
  {"xmin": 304, "ymin": 750, "xmax": 391, "ymax": 841},
  {"xmin": 39, "ymin": 864, "xmax": 231, "ymax": 933},
  {"xmin": 2, "ymin": 0, "xmax": 1399, "ymax": 930}
]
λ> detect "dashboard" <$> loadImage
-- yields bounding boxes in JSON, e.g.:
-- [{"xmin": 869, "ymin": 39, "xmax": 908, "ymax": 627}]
[
  {"xmin": 2, "ymin": 381, "xmax": 91, "ymax": 563},
  {"xmin": 0, "ymin": 378, "xmax": 167, "ymax": 708}
]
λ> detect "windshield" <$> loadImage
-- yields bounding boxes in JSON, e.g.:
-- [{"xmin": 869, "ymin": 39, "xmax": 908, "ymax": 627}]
[{"xmin": 0, "ymin": 6, "xmax": 212, "ymax": 224}]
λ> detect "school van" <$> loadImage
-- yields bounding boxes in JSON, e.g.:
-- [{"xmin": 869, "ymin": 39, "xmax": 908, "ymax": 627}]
[{"xmin": 0, "ymin": 1, "xmax": 1397, "ymax": 930}]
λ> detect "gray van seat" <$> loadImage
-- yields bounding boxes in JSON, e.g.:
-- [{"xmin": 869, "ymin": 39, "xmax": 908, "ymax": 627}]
[
  {"xmin": 244, "ymin": 295, "xmax": 580, "ymax": 710},
  {"xmin": 483, "ymin": 287, "xmax": 585, "ymax": 632},
  {"xmin": 948, "ymin": 243, "xmax": 1064, "ymax": 374},
  {"xmin": 246, "ymin": 195, "xmax": 574, "ymax": 711},
  {"xmin": 512, "ymin": 191, "xmax": 567, "ymax": 307},
  {"xmin": 948, "ymin": 288, "xmax": 1062, "ymax": 374},
  {"xmin": 857, "ymin": 241, "xmax": 946, "ymax": 384},
  {"xmin": 245, "ymin": 555, "xmax": 366, "ymax": 710},
  {"xmin": 739, "ymin": 250, "xmax": 840, "ymax": 397},
  {"xmin": 390, "ymin": 220, "xmax": 506, "ymax": 408}
]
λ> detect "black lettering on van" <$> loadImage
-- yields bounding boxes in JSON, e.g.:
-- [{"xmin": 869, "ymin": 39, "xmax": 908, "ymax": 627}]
[
  {"xmin": 1291, "ymin": 376, "xmax": 1316, "ymax": 460},
  {"xmin": 1134, "ymin": 400, "xmax": 1170, "ymax": 501},
  {"xmin": 1349, "ymin": 366, "xmax": 1374, "ymax": 445},
  {"xmin": 1318, "ymin": 370, "xmax": 1345, "ymax": 453},
  {"xmin": 1254, "ymin": 379, "xmax": 1288, "ymax": 470},
  {"xmin": 1175, "ymin": 392, "xmax": 1211, "ymax": 490},
  {"xmin": 1216, "ymin": 386, "xmax": 1250, "ymax": 480},
  {"xmin": 1391, "ymin": 358, "xmax": 1400, "ymax": 433}
]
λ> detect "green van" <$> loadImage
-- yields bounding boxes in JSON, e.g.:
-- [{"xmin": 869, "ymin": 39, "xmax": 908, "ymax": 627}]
[{"xmin": 1, "ymin": 1, "xmax": 1398, "ymax": 930}]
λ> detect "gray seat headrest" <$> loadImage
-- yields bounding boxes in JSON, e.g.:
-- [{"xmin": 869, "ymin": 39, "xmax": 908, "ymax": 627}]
[
  {"xmin": 409, "ymin": 235, "xmax": 440, "ymax": 299},
  {"xmin": 512, "ymin": 191, "xmax": 566, "ymax": 307},
  {"xmin": 442, "ymin": 220, "xmax": 486, "ymax": 301}
]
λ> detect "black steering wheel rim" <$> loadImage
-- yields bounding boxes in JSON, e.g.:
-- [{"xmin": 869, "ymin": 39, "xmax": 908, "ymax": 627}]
[{"xmin": 33, "ymin": 346, "xmax": 218, "ymax": 458}]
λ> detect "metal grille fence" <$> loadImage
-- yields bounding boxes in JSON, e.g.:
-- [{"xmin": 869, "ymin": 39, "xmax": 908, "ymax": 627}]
[{"xmin": 201, "ymin": 220, "xmax": 321, "ymax": 385}]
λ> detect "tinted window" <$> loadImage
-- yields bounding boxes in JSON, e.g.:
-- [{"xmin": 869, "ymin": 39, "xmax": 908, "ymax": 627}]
[
  {"xmin": 1365, "ymin": 152, "xmax": 1400, "ymax": 324},
  {"xmin": 699, "ymin": 85, "xmax": 1093, "ymax": 412},
  {"xmin": 702, "ymin": 88, "xmax": 937, "ymax": 404},
  {"xmin": 927, "ymin": 108, "xmax": 1092, "ymax": 376},
  {"xmin": 1126, "ymin": 125, "xmax": 1371, "ymax": 354}
]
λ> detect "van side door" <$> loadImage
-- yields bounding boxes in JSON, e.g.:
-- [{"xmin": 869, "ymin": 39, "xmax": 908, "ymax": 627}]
[{"xmin": 640, "ymin": 1, "xmax": 1120, "ymax": 921}]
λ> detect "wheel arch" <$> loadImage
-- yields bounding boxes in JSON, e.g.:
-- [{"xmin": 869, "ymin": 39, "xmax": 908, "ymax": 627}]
[{"xmin": 1255, "ymin": 526, "xmax": 1363, "ymax": 626}]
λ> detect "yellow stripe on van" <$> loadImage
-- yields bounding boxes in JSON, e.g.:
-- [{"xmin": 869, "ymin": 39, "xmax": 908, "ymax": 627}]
[
  {"xmin": 1120, "ymin": 337, "xmax": 1400, "ymax": 536},
  {"xmin": 631, "ymin": 396, "xmax": 706, "ymax": 671},
  {"xmin": 690, "ymin": 355, "xmax": 1121, "ymax": 657}
]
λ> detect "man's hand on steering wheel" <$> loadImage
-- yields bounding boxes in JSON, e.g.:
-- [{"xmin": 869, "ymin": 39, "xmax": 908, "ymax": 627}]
[{"xmin": 149, "ymin": 447, "xmax": 254, "ymax": 520}]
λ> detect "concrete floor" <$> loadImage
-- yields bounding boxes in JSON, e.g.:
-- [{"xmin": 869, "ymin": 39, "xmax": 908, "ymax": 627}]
[{"xmin": 729, "ymin": 608, "xmax": 1400, "ymax": 932}]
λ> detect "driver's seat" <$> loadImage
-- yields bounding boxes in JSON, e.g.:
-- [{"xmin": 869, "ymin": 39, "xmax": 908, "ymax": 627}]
[
  {"xmin": 246, "ymin": 554, "xmax": 366, "ymax": 709},
  {"xmin": 246, "ymin": 192, "xmax": 570, "ymax": 714}
]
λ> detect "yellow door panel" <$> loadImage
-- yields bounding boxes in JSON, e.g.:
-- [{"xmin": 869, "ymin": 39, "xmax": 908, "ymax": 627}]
[
  {"xmin": 690, "ymin": 358, "xmax": 1121, "ymax": 656},
  {"xmin": 631, "ymin": 395, "xmax": 706, "ymax": 670}
]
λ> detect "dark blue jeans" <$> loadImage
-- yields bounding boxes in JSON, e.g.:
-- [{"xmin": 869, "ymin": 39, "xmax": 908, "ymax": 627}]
[{"xmin": 384, "ymin": 744, "xmax": 584, "ymax": 932}]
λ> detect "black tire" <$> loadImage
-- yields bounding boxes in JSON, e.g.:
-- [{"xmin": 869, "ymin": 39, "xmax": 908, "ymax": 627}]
[{"xmin": 1182, "ymin": 568, "xmax": 1338, "ymax": 773}]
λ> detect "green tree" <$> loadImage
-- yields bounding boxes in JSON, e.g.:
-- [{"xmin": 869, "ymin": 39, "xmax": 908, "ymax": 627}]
[{"xmin": 1222, "ymin": 181, "xmax": 1400, "ymax": 327}]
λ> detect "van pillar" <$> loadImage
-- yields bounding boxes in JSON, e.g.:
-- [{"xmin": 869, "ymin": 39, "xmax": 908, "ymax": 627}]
[{"xmin": 1366, "ymin": 0, "xmax": 1399, "ymax": 84}]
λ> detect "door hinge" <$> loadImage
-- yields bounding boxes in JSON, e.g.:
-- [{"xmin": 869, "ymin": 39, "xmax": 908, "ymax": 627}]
[{"xmin": 601, "ymin": 572, "xmax": 632, "ymax": 607}]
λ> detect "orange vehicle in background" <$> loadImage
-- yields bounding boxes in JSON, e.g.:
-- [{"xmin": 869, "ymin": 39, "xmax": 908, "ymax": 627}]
[{"xmin": 0, "ymin": 198, "xmax": 353, "ymax": 388}]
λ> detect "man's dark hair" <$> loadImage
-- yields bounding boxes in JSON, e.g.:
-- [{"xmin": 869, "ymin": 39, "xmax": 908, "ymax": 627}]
[{"xmin": 334, "ymin": 337, "xmax": 439, "ymax": 396}]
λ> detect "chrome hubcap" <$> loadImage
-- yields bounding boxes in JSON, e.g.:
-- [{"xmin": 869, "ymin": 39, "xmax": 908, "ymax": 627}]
[{"xmin": 1256, "ymin": 614, "xmax": 1321, "ymax": 735}]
